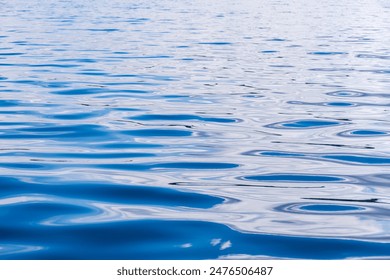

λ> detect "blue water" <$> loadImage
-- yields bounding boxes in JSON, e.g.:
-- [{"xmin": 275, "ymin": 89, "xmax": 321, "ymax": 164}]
[{"xmin": 0, "ymin": 0, "xmax": 389, "ymax": 260}]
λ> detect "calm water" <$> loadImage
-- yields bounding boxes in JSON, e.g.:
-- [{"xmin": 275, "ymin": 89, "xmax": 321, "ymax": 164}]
[{"xmin": 0, "ymin": 0, "xmax": 389, "ymax": 259}]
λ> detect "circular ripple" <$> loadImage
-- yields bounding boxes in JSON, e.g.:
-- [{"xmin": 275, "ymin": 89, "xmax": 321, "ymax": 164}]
[
  {"xmin": 288, "ymin": 101, "xmax": 359, "ymax": 107},
  {"xmin": 299, "ymin": 204, "xmax": 365, "ymax": 212},
  {"xmin": 265, "ymin": 119, "xmax": 347, "ymax": 129},
  {"xmin": 325, "ymin": 90, "xmax": 368, "ymax": 97},
  {"xmin": 275, "ymin": 203, "xmax": 367, "ymax": 215},
  {"xmin": 338, "ymin": 130, "xmax": 389, "ymax": 137}
]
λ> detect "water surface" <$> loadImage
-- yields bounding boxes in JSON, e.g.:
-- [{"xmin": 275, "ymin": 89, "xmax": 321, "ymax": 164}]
[{"xmin": 0, "ymin": 0, "xmax": 389, "ymax": 259}]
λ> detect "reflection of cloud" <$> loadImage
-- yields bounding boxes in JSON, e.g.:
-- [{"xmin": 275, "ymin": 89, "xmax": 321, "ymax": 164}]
[
  {"xmin": 346, "ymin": 256, "xmax": 390, "ymax": 260},
  {"xmin": 0, "ymin": 195, "xmax": 49, "ymax": 205},
  {"xmin": 219, "ymin": 254, "xmax": 294, "ymax": 260},
  {"xmin": 220, "ymin": 240, "xmax": 231, "ymax": 250},
  {"xmin": 0, "ymin": 244, "xmax": 43, "ymax": 256},
  {"xmin": 210, "ymin": 239, "xmax": 221, "ymax": 246},
  {"xmin": 210, "ymin": 239, "xmax": 231, "ymax": 250},
  {"xmin": 180, "ymin": 243, "xmax": 192, "ymax": 248}
]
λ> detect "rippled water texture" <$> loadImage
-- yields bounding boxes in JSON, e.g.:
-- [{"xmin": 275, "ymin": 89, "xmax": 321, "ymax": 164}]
[{"xmin": 0, "ymin": 0, "xmax": 389, "ymax": 259}]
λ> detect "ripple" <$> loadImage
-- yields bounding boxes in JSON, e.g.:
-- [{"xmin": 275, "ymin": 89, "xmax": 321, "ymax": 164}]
[
  {"xmin": 0, "ymin": 200, "xmax": 93, "ymax": 225},
  {"xmin": 261, "ymin": 50, "xmax": 278, "ymax": 53},
  {"xmin": 97, "ymin": 142, "xmax": 163, "ymax": 149},
  {"xmin": 87, "ymin": 28, "xmax": 120, "ymax": 32},
  {"xmin": 324, "ymin": 102, "xmax": 356, "ymax": 107},
  {"xmin": 44, "ymin": 110, "xmax": 108, "ymax": 120},
  {"xmin": 247, "ymin": 150, "xmax": 390, "ymax": 165},
  {"xmin": 1, "ymin": 124, "xmax": 108, "ymax": 139},
  {"xmin": 198, "ymin": 42, "xmax": 232, "ymax": 45},
  {"xmin": 287, "ymin": 100, "xmax": 388, "ymax": 107},
  {"xmin": 98, "ymin": 162, "xmax": 239, "ymax": 171},
  {"xmin": 77, "ymin": 71, "xmax": 108, "ymax": 76},
  {"xmin": 266, "ymin": 38, "xmax": 287, "ymax": 42},
  {"xmin": 151, "ymin": 162, "xmax": 239, "ymax": 170},
  {"xmin": 61, "ymin": 183, "xmax": 223, "ymax": 208},
  {"xmin": 1, "ymin": 0, "xmax": 389, "ymax": 260},
  {"xmin": 0, "ymin": 52, "xmax": 24, "ymax": 56},
  {"xmin": 126, "ymin": 18, "xmax": 150, "ymax": 24},
  {"xmin": 121, "ymin": 129, "xmax": 192, "ymax": 137},
  {"xmin": 265, "ymin": 119, "xmax": 347, "ymax": 129},
  {"xmin": 308, "ymin": 51, "xmax": 348, "ymax": 55},
  {"xmin": 326, "ymin": 90, "xmax": 368, "ymax": 97},
  {"xmin": 356, "ymin": 54, "xmax": 390, "ymax": 60},
  {"xmin": 55, "ymin": 58, "xmax": 97, "ymax": 63},
  {"xmin": 0, "ymin": 151, "xmax": 156, "ymax": 159},
  {"xmin": 0, "ymin": 99, "xmax": 20, "ymax": 107},
  {"xmin": 30, "ymin": 63, "xmax": 80, "ymax": 68},
  {"xmin": 130, "ymin": 114, "xmax": 237, "ymax": 123},
  {"xmin": 298, "ymin": 204, "xmax": 365, "ymax": 212},
  {"xmin": 7, "ymin": 79, "xmax": 70, "ymax": 88},
  {"xmin": 339, "ymin": 130, "xmax": 389, "ymax": 137},
  {"xmin": 241, "ymin": 174, "xmax": 346, "ymax": 182},
  {"xmin": 323, "ymin": 155, "xmax": 390, "ymax": 165},
  {"xmin": 51, "ymin": 88, "xmax": 105, "ymax": 95},
  {"xmin": 0, "ymin": 179, "xmax": 223, "ymax": 210},
  {"xmin": 1, "ymin": 220, "xmax": 390, "ymax": 259},
  {"xmin": 275, "ymin": 202, "xmax": 367, "ymax": 215}
]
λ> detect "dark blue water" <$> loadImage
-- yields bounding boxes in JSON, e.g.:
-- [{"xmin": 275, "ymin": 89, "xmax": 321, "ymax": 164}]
[{"xmin": 1, "ymin": 0, "xmax": 389, "ymax": 259}]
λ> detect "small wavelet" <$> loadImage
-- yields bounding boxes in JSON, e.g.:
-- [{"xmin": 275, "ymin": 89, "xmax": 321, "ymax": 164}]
[
  {"xmin": 0, "ymin": 100, "xmax": 20, "ymax": 107},
  {"xmin": 338, "ymin": 130, "xmax": 389, "ymax": 137},
  {"xmin": 261, "ymin": 50, "xmax": 278, "ymax": 53},
  {"xmin": 96, "ymin": 142, "xmax": 163, "ymax": 149},
  {"xmin": 121, "ymin": 129, "xmax": 192, "ymax": 137},
  {"xmin": 266, "ymin": 38, "xmax": 287, "ymax": 42},
  {"xmin": 241, "ymin": 174, "xmax": 346, "ymax": 182},
  {"xmin": 198, "ymin": 42, "xmax": 232, "ymax": 45},
  {"xmin": 87, "ymin": 28, "xmax": 120, "ymax": 32},
  {"xmin": 308, "ymin": 51, "xmax": 348, "ymax": 55},
  {"xmin": 325, "ymin": 90, "xmax": 368, "ymax": 97},
  {"xmin": 324, "ymin": 102, "xmax": 355, "ymax": 107},
  {"xmin": 1, "ymin": 124, "xmax": 109, "ymax": 139},
  {"xmin": 298, "ymin": 204, "xmax": 365, "ymax": 212},
  {"xmin": 44, "ymin": 110, "xmax": 108, "ymax": 120},
  {"xmin": 323, "ymin": 155, "xmax": 390, "ymax": 165},
  {"xmin": 265, "ymin": 119, "xmax": 347, "ymax": 129},
  {"xmin": 0, "ymin": 52, "xmax": 25, "ymax": 56},
  {"xmin": 0, "ymin": 151, "xmax": 156, "ymax": 160},
  {"xmin": 98, "ymin": 162, "xmax": 239, "ymax": 171},
  {"xmin": 51, "ymin": 88, "xmax": 105, "ymax": 95},
  {"xmin": 356, "ymin": 54, "xmax": 390, "ymax": 60},
  {"xmin": 246, "ymin": 150, "xmax": 390, "ymax": 165},
  {"xmin": 0, "ymin": 179, "xmax": 223, "ymax": 209},
  {"xmin": 130, "ymin": 114, "xmax": 237, "ymax": 123},
  {"xmin": 275, "ymin": 202, "xmax": 367, "ymax": 215}
]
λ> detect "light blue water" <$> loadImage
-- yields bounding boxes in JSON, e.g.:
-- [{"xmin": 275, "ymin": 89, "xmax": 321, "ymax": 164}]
[{"xmin": 0, "ymin": 0, "xmax": 389, "ymax": 259}]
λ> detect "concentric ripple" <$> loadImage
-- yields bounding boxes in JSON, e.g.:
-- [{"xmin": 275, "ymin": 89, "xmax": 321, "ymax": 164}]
[
  {"xmin": 338, "ymin": 130, "xmax": 390, "ymax": 137},
  {"xmin": 265, "ymin": 119, "xmax": 348, "ymax": 129}
]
